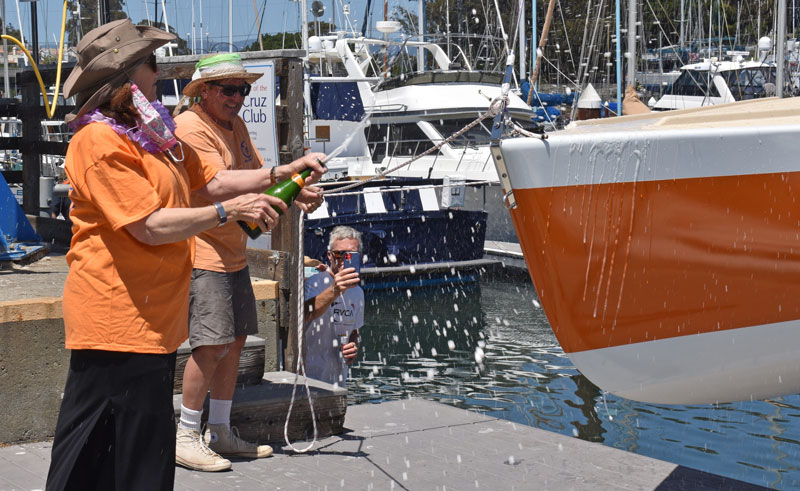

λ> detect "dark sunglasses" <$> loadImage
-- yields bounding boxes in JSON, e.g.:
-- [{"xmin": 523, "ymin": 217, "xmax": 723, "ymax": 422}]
[
  {"xmin": 208, "ymin": 81, "xmax": 251, "ymax": 97},
  {"xmin": 329, "ymin": 250, "xmax": 354, "ymax": 259},
  {"xmin": 145, "ymin": 53, "xmax": 157, "ymax": 72}
]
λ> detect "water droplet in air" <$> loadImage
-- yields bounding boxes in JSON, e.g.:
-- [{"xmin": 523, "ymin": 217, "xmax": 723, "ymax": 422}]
[{"xmin": 474, "ymin": 347, "xmax": 485, "ymax": 363}]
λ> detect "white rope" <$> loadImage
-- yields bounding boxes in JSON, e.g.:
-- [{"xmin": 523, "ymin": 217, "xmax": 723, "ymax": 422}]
[
  {"xmin": 283, "ymin": 212, "xmax": 318, "ymax": 453},
  {"xmin": 509, "ymin": 121, "xmax": 548, "ymax": 139}
]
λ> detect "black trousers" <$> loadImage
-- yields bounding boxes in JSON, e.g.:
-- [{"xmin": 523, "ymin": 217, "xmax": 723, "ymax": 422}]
[{"xmin": 46, "ymin": 350, "xmax": 177, "ymax": 491}]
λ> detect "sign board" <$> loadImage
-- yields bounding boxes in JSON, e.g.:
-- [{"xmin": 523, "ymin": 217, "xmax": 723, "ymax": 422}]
[{"xmin": 242, "ymin": 61, "xmax": 279, "ymax": 168}]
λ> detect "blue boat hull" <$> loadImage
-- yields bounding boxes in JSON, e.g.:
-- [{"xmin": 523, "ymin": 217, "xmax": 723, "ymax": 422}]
[{"xmin": 305, "ymin": 208, "xmax": 488, "ymax": 269}]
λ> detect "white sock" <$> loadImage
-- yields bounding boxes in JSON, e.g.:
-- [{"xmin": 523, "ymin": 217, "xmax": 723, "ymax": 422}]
[
  {"xmin": 208, "ymin": 399, "xmax": 232, "ymax": 429},
  {"xmin": 179, "ymin": 405, "xmax": 203, "ymax": 432}
]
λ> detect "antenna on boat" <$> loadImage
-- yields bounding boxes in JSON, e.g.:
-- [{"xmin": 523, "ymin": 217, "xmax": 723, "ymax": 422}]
[{"xmin": 311, "ymin": 0, "xmax": 324, "ymax": 37}]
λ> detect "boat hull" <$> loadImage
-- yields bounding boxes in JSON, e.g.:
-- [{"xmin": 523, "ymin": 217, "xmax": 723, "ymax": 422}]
[
  {"xmin": 304, "ymin": 181, "xmax": 488, "ymax": 289},
  {"xmin": 497, "ymin": 98, "xmax": 800, "ymax": 404}
]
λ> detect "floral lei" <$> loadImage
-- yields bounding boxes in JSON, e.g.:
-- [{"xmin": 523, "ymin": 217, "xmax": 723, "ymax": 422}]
[{"xmin": 68, "ymin": 100, "xmax": 177, "ymax": 154}]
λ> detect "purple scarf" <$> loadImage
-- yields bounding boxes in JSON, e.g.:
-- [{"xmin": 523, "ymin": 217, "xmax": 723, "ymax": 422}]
[{"xmin": 69, "ymin": 99, "xmax": 177, "ymax": 154}]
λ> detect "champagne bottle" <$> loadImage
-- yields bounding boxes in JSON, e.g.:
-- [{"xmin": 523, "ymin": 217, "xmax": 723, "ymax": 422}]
[{"xmin": 238, "ymin": 168, "xmax": 312, "ymax": 239}]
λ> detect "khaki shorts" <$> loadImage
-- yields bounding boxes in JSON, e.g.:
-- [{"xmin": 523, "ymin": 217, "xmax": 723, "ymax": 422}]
[{"xmin": 188, "ymin": 267, "xmax": 258, "ymax": 349}]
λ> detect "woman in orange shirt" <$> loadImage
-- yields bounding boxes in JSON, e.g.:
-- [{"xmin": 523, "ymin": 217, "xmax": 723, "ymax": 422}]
[{"xmin": 45, "ymin": 20, "xmax": 324, "ymax": 490}]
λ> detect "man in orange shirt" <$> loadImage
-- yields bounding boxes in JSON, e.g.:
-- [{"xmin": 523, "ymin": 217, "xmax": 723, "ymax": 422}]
[{"xmin": 173, "ymin": 53, "xmax": 325, "ymax": 471}]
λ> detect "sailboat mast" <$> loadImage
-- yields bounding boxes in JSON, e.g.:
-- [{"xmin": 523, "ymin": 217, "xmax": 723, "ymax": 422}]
[
  {"xmin": 626, "ymin": 0, "xmax": 635, "ymax": 88},
  {"xmin": 199, "ymin": 0, "xmax": 204, "ymax": 53},
  {"xmin": 531, "ymin": 0, "xmax": 536, "ymax": 89},
  {"xmin": 418, "ymin": 0, "xmax": 425, "ymax": 71},
  {"xmin": 615, "ymin": 0, "xmax": 622, "ymax": 110},
  {"xmin": 446, "ymin": 0, "xmax": 450, "ymax": 59},
  {"xmin": 191, "ymin": 0, "xmax": 196, "ymax": 54},
  {"xmin": 302, "ymin": 0, "xmax": 309, "ymax": 54},
  {"xmin": 229, "ymin": 0, "xmax": 233, "ymax": 52},
  {"xmin": 777, "ymin": 0, "xmax": 787, "ymax": 97},
  {"xmin": 1, "ymin": 0, "xmax": 7, "ymax": 97},
  {"xmin": 679, "ymin": 0, "xmax": 684, "ymax": 49},
  {"xmin": 519, "ymin": 0, "xmax": 526, "ymax": 80}
]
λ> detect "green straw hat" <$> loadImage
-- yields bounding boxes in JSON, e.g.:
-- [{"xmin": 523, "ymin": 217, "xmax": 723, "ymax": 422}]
[{"xmin": 181, "ymin": 53, "xmax": 263, "ymax": 98}]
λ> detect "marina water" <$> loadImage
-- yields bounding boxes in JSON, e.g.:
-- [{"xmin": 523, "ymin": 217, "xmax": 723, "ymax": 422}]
[{"xmin": 348, "ymin": 275, "xmax": 800, "ymax": 489}]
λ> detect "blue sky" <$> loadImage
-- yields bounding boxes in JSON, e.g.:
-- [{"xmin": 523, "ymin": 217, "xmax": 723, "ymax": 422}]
[{"xmin": 6, "ymin": 0, "xmax": 416, "ymax": 50}]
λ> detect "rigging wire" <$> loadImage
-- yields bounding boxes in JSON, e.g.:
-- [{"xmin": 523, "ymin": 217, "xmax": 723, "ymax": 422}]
[{"xmin": 556, "ymin": 0, "xmax": 577, "ymax": 72}]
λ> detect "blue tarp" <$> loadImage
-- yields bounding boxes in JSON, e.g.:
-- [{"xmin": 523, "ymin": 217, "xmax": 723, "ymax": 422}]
[
  {"xmin": 532, "ymin": 106, "xmax": 562, "ymax": 122},
  {"xmin": 602, "ymin": 102, "xmax": 620, "ymax": 118},
  {"xmin": 310, "ymin": 81, "xmax": 365, "ymax": 121},
  {"xmin": 521, "ymin": 82, "xmax": 575, "ymax": 107}
]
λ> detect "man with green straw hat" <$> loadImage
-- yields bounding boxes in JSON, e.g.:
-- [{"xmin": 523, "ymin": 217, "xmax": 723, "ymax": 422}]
[{"xmin": 173, "ymin": 52, "xmax": 326, "ymax": 472}]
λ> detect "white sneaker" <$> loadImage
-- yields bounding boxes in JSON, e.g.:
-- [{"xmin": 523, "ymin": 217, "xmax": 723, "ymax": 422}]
[
  {"xmin": 206, "ymin": 423, "xmax": 273, "ymax": 458},
  {"xmin": 175, "ymin": 426, "xmax": 232, "ymax": 472}
]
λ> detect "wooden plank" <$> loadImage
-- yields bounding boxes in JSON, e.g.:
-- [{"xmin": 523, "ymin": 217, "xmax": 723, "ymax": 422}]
[
  {"xmin": 173, "ymin": 336, "xmax": 265, "ymax": 394},
  {"xmin": 246, "ymin": 248, "xmax": 290, "ymax": 285},
  {"xmin": 156, "ymin": 50, "xmax": 305, "ymax": 80},
  {"xmin": 226, "ymin": 371, "xmax": 346, "ymax": 444},
  {"xmin": 17, "ymin": 66, "xmax": 74, "ymax": 85}
]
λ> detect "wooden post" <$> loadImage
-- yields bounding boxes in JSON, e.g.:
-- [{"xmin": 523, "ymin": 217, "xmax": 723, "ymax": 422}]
[
  {"xmin": 273, "ymin": 57, "xmax": 306, "ymax": 373},
  {"xmin": 20, "ymin": 71, "xmax": 42, "ymax": 216}
]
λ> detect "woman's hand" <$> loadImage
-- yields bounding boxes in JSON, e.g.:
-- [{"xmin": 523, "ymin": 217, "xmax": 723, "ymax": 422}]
[{"xmin": 225, "ymin": 193, "xmax": 287, "ymax": 232}]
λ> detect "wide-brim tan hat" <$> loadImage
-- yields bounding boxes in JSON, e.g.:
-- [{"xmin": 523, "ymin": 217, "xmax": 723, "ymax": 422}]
[
  {"xmin": 64, "ymin": 19, "xmax": 174, "ymax": 122},
  {"xmin": 182, "ymin": 53, "xmax": 263, "ymax": 98}
]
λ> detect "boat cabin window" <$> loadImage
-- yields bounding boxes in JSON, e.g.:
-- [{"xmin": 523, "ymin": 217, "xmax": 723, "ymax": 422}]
[
  {"xmin": 668, "ymin": 69, "xmax": 721, "ymax": 98},
  {"xmin": 365, "ymin": 122, "xmax": 437, "ymax": 164},
  {"xmin": 429, "ymin": 118, "xmax": 492, "ymax": 147},
  {"xmin": 719, "ymin": 67, "xmax": 776, "ymax": 100}
]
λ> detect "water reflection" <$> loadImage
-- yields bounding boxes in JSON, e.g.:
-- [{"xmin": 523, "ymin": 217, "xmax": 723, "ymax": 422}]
[{"xmin": 348, "ymin": 276, "xmax": 800, "ymax": 489}]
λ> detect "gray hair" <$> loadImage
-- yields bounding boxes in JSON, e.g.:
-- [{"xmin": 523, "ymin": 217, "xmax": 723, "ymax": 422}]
[{"xmin": 328, "ymin": 226, "xmax": 362, "ymax": 252}]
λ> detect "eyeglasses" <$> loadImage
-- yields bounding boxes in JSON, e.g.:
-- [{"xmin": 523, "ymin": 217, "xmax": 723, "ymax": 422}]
[
  {"xmin": 329, "ymin": 250, "xmax": 356, "ymax": 259},
  {"xmin": 208, "ymin": 82, "xmax": 251, "ymax": 97},
  {"xmin": 145, "ymin": 53, "xmax": 157, "ymax": 72}
]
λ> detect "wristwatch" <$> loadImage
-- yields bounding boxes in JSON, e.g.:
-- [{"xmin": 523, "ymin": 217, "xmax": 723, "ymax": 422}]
[{"xmin": 213, "ymin": 202, "xmax": 227, "ymax": 227}]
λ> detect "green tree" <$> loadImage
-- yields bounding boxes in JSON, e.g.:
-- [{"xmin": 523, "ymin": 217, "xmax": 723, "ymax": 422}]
[
  {"xmin": 140, "ymin": 20, "xmax": 189, "ymax": 55},
  {"xmin": 65, "ymin": 0, "xmax": 128, "ymax": 45},
  {"xmin": 244, "ymin": 23, "xmax": 334, "ymax": 52},
  {"xmin": 0, "ymin": 20, "xmax": 22, "ymax": 41},
  {"xmin": 245, "ymin": 32, "xmax": 304, "ymax": 52}
]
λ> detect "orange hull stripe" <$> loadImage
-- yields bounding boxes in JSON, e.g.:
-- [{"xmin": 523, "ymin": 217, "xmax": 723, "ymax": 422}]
[{"xmin": 511, "ymin": 172, "xmax": 800, "ymax": 354}]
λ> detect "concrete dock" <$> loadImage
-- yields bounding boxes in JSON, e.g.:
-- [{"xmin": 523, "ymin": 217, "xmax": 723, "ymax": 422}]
[
  {"xmin": 0, "ymin": 237, "xmax": 766, "ymax": 490},
  {"xmin": 0, "ymin": 398, "xmax": 765, "ymax": 490}
]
